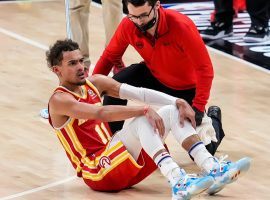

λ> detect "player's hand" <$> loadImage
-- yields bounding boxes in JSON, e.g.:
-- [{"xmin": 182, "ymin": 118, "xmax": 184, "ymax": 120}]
[
  {"xmin": 144, "ymin": 106, "xmax": 165, "ymax": 137},
  {"xmin": 175, "ymin": 99, "xmax": 196, "ymax": 128},
  {"xmin": 192, "ymin": 106, "xmax": 204, "ymax": 126}
]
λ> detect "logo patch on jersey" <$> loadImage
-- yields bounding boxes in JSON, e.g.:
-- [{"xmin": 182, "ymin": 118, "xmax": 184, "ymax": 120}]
[
  {"xmin": 99, "ymin": 156, "xmax": 111, "ymax": 169},
  {"xmin": 88, "ymin": 89, "xmax": 97, "ymax": 98},
  {"xmin": 135, "ymin": 41, "xmax": 144, "ymax": 49}
]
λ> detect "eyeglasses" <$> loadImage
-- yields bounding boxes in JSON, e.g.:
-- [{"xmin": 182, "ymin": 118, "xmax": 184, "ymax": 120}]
[{"xmin": 127, "ymin": 7, "xmax": 154, "ymax": 22}]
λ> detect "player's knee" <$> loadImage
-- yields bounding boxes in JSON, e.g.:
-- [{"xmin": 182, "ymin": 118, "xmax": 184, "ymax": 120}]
[
  {"xmin": 158, "ymin": 104, "xmax": 177, "ymax": 116},
  {"xmin": 130, "ymin": 115, "xmax": 149, "ymax": 130}
]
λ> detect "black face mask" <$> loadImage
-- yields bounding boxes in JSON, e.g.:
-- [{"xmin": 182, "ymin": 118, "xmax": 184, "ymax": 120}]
[{"xmin": 135, "ymin": 11, "xmax": 157, "ymax": 33}]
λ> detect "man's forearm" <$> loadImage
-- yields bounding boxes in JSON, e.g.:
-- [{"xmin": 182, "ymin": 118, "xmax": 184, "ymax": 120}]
[
  {"xmin": 97, "ymin": 105, "xmax": 146, "ymax": 122},
  {"xmin": 93, "ymin": 56, "xmax": 113, "ymax": 75},
  {"xmin": 119, "ymin": 83, "xmax": 178, "ymax": 106}
]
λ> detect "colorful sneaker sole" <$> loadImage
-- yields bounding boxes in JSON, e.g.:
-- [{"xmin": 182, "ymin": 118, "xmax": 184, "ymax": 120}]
[
  {"xmin": 172, "ymin": 176, "xmax": 214, "ymax": 200},
  {"xmin": 207, "ymin": 157, "xmax": 251, "ymax": 195}
]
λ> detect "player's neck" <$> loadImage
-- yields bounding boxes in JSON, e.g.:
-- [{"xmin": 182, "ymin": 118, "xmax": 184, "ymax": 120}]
[{"xmin": 61, "ymin": 83, "xmax": 83, "ymax": 96}]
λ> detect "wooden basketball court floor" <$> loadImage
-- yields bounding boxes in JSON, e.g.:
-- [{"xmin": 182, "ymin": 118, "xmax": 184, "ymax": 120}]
[{"xmin": 0, "ymin": 0, "xmax": 269, "ymax": 199}]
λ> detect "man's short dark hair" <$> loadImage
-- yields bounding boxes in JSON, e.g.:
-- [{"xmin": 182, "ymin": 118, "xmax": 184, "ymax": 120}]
[
  {"xmin": 124, "ymin": 0, "xmax": 158, "ymax": 7},
  {"xmin": 46, "ymin": 39, "xmax": 79, "ymax": 69}
]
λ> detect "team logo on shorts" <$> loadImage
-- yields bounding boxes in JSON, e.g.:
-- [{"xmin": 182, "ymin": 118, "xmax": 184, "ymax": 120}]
[{"xmin": 99, "ymin": 156, "xmax": 111, "ymax": 169}]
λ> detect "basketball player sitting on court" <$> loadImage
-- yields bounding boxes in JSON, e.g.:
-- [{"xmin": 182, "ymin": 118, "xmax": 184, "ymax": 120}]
[{"xmin": 47, "ymin": 39, "xmax": 251, "ymax": 200}]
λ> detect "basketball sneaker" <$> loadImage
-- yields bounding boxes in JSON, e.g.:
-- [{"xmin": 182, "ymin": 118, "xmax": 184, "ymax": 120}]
[
  {"xmin": 207, "ymin": 156, "xmax": 251, "ymax": 195},
  {"xmin": 40, "ymin": 108, "xmax": 49, "ymax": 119},
  {"xmin": 243, "ymin": 25, "xmax": 270, "ymax": 43},
  {"xmin": 200, "ymin": 22, "xmax": 233, "ymax": 40},
  {"xmin": 172, "ymin": 173, "xmax": 214, "ymax": 200}
]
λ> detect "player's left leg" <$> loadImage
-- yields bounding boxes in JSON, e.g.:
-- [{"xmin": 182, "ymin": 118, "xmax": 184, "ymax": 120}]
[
  {"xmin": 157, "ymin": 105, "xmax": 251, "ymax": 196},
  {"xmin": 110, "ymin": 113, "xmax": 214, "ymax": 200}
]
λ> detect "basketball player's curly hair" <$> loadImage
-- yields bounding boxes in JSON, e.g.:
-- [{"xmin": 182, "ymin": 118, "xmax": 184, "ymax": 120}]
[
  {"xmin": 124, "ymin": 0, "xmax": 158, "ymax": 7},
  {"xmin": 46, "ymin": 39, "xmax": 79, "ymax": 70}
]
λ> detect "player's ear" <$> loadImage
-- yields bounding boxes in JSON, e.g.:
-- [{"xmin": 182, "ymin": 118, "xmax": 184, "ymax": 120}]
[{"xmin": 52, "ymin": 65, "xmax": 61, "ymax": 76}]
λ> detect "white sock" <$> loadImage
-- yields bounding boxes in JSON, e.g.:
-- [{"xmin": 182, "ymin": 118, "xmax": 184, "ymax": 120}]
[
  {"xmin": 189, "ymin": 142, "xmax": 216, "ymax": 173},
  {"xmin": 154, "ymin": 152, "xmax": 185, "ymax": 186}
]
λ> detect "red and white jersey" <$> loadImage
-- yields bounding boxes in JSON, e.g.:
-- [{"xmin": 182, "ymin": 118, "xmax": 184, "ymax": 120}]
[
  {"xmin": 48, "ymin": 80, "xmax": 157, "ymax": 191},
  {"xmin": 48, "ymin": 80, "xmax": 113, "ymax": 175}
]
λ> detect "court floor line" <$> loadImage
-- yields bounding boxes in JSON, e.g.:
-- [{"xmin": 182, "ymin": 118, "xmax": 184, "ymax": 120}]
[
  {"xmin": 0, "ymin": 27, "xmax": 98, "ymax": 71},
  {"xmin": 207, "ymin": 46, "xmax": 270, "ymax": 75},
  {"xmin": 0, "ymin": 27, "xmax": 48, "ymax": 50},
  {"xmin": 0, "ymin": 176, "xmax": 77, "ymax": 200},
  {"xmin": 0, "ymin": 1, "xmax": 101, "ymax": 51}
]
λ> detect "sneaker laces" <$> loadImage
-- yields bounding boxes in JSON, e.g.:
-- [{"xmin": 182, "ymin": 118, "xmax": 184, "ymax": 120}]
[
  {"xmin": 214, "ymin": 155, "xmax": 229, "ymax": 173},
  {"xmin": 184, "ymin": 173, "xmax": 198, "ymax": 182},
  {"xmin": 176, "ymin": 173, "xmax": 199, "ymax": 188}
]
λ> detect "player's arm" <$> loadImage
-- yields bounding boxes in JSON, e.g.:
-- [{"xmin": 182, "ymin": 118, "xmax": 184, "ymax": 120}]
[
  {"xmin": 50, "ymin": 91, "xmax": 165, "ymax": 135},
  {"xmin": 88, "ymin": 74, "xmax": 121, "ymax": 98},
  {"xmin": 89, "ymin": 74, "xmax": 196, "ymax": 128},
  {"xmin": 90, "ymin": 74, "xmax": 179, "ymax": 104},
  {"xmin": 177, "ymin": 17, "xmax": 214, "ymax": 112},
  {"xmin": 49, "ymin": 91, "xmax": 146, "ymax": 122},
  {"xmin": 118, "ymin": 83, "xmax": 196, "ymax": 128}
]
